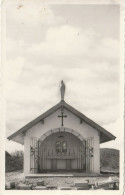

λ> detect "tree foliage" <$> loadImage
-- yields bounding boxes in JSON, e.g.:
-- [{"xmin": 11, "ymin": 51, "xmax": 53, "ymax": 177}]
[
  {"xmin": 5, "ymin": 151, "xmax": 24, "ymax": 172},
  {"xmin": 100, "ymin": 148, "xmax": 119, "ymax": 171}
]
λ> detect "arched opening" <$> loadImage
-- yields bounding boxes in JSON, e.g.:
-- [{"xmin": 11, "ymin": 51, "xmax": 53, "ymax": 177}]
[
  {"xmin": 38, "ymin": 131, "xmax": 85, "ymax": 172},
  {"xmin": 30, "ymin": 127, "xmax": 94, "ymax": 173},
  {"xmin": 39, "ymin": 127, "xmax": 85, "ymax": 142},
  {"xmin": 37, "ymin": 127, "xmax": 87, "ymax": 172}
]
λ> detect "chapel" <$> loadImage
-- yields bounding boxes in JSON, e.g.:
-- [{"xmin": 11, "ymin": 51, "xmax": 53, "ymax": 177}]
[{"xmin": 8, "ymin": 81, "xmax": 116, "ymax": 175}]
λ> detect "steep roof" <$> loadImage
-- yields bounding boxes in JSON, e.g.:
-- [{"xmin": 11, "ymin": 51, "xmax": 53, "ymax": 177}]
[{"xmin": 7, "ymin": 100, "xmax": 116, "ymax": 144}]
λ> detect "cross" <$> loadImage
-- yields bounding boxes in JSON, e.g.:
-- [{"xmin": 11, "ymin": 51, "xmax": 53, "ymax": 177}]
[{"xmin": 58, "ymin": 111, "xmax": 67, "ymax": 126}]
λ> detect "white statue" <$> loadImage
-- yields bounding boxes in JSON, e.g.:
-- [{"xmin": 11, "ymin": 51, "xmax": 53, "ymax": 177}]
[{"xmin": 60, "ymin": 80, "xmax": 65, "ymax": 100}]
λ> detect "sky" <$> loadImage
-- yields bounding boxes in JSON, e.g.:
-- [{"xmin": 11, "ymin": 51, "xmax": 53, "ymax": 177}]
[{"xmin": 5, "ymin": 0, "xmax": 123, "ymax": 153}]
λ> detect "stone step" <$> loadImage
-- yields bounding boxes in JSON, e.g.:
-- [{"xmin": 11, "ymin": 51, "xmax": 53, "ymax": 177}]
[
  {"xmin": 46, "ymin": 185, "xmax": 57, "ymax": 189},
  {"xmin": 59, "ymin": 186, "xmax": 72, "ymax": 190},
  {"xmin": 33, "ymin": 186, "xmax": 47, "ymax": 190},
  {"xmin": 74, "ymin": 180, "xmax": 89, "ymax": 187},
  {"xmin": 17, "ymin": 184, "xmax": 32, "ymax": 190},
  {"xmin": 5, "ymin": 182, "xmax": 15, "ymax": 190},
  {"xmin": 36, "ymin": 180, "xmax": 44, "ymax": 186},
  {"xmin": 75, "ymin": 186, "xmax": 89, "ymax": 190}
]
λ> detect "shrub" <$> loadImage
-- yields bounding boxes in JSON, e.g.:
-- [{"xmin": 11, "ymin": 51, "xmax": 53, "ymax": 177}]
[
  {"xmin": 5, "ymin": 151, "xmax": 24, "ymax": 172},
  {"xmin": 100, "ymin": 148, "xmax": 119, "ymax": 171}
]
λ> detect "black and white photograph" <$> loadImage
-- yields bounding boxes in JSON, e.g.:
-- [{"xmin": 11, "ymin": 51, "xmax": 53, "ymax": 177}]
[{"xmin": 1, "ymin": 0, "xmax": 124, "ymax": 193}]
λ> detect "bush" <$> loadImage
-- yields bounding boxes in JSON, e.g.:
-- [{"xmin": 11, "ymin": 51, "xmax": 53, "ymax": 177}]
[
  {"xmin": 100, "ymin": 148, "xmax": 119, "ymax": 171},
  {"xmin": 5, "ymin": 151, "xmax": 24, "ymax": 172}
]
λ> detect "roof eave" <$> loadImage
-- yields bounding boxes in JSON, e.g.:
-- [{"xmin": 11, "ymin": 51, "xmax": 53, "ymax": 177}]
[
  {"xmin": 7, "ymin": 101, "xmax": 62, "ymax": 140},
  {"xmin": 100, "ymin": 137, "xmax": 116, "ymax": 144},
  {"xmin": 7, "ymin": 100, "xmax": 116, "ymax": 143},
  {"xmin": 62, "ymin": 101, "xmax": 116, "ymax": 142}
]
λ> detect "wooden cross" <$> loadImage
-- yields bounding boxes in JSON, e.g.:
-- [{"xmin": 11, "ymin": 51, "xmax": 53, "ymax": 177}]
[{"xmin": 58, "ymin": 111, "xmax": 67, "ymax": 126}]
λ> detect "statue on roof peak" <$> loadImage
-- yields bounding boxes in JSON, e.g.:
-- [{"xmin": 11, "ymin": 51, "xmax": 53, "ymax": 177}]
[{"xmin": 60, "ymin": 80, "xmax": 65, "ymax": 101}]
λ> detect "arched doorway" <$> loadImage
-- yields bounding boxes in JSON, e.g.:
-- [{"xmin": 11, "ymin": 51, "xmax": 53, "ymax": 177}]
[
  {"xmin": 38, "ymin": 131, "xmax": 86, "ymax": 172},
  {"xmin": 30, "ymin": 128, "xmax": 94, "ymax": 173}
]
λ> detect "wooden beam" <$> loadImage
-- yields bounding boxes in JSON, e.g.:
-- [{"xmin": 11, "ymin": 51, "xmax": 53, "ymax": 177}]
[
  {"xmin": 22, "ymin": 131, "xmax": 26, "ymax": 136},
  {"xmin": 41, "ymin": 119, "xmax": 44, "ymax": 124},
  {"xmin": 80, "ymin": 119, "xmax": 83, "ymax": 124},
  {"xmin": 61, "ymin": 106, "xmax": 64, "ymax": 111}
]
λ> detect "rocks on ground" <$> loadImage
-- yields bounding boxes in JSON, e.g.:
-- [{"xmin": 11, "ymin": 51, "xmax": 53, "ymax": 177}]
[{"xmin": 5, "ymin": 173, "xmax": 119, "ymax": 190}]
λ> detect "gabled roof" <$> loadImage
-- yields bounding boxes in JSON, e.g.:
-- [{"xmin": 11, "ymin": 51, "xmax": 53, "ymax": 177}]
[{"xmin": 7, "ymin": 100, "xmax": 116, "ymax": 144}]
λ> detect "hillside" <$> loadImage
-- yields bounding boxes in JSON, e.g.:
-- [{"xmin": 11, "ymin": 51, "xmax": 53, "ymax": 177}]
[{"xmin": 100, "ymin": 148, "xmax": 119, "ymax": 172}]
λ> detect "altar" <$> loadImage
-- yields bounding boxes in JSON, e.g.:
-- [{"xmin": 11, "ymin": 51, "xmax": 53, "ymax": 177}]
[{"xmin": 47, "ymin": 153, "xmax": 76, "ymax": 171}]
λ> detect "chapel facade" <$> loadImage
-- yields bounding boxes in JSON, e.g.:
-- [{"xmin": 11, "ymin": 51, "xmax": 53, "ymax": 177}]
[{"xmin": 8, "ymin": 81, "xmax": 116, "ymax": 175}]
